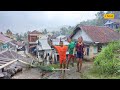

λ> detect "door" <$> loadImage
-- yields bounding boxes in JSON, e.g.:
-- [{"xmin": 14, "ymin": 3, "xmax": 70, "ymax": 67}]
[{"xmin": 87, "ymin": 47, "xmax": 89, "ymax": 56}]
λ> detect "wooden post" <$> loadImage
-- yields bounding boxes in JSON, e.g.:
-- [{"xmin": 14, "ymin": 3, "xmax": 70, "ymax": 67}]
[
  {"xmin": 37, "ymin": 51, "xmax": 39, "ymax": 61},
  {"xmin": 52, "ymin": 52, "xmax": 54, "ymax": 64},
  {"xmin": 46, "ymin": 53, "xmax": 49, "ymax": 65},
  {"xmin": 54, "ymin": 52, "xmax": 57, "ymax": 64}
]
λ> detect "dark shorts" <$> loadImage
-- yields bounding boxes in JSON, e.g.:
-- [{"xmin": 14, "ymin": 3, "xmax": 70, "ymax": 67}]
[{"xmin": 76, "ymin": 52, "xmax": 83, "ymax": 59}]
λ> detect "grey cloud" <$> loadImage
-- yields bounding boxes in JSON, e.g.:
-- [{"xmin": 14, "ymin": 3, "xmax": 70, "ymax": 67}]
[{"xmin": 0, "ymin": 11, "xmax": 98, "ymax": 33}]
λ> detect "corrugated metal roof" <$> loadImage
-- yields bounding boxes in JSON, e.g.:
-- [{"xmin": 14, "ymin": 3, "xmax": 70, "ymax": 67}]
[
  {"xmin": 70, "ymin": 25, "xmax": 120, "ymax": 43},
  {"xmin": 0, "ymin": 33, "xmax": 12, "ymax": 43},
  {"xmin": 104, "ymin": 20, "xmax": 113, "ymax": 25},
  {"xmin": 28, "ymin": 30, "xmax": 42, "ymax": 34},
  {"xmin": 36, "ymin": 45, "xmax": 42, "ymax": 50},
  {"xmin": 39, "ymin": 39, "xmax": 51, "ymax": 50},
  {"xmin": 56, "ymin": 35, "xmax": 66, "ymax": 39}
]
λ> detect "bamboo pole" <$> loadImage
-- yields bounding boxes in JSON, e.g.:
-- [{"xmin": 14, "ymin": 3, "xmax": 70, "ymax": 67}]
[
  {"xmin": 18, "ymin": 60, "xmax": 35, "ymax": 67},
  {"xmin": 0, "ymin": 61, "xmax": 8, "ymax": 64},
  {"xmin": 0, "ymin": 57, "xmax": 14, "ymax": 61},
  {"xmin": 9, "ymin": 50, "xmax": 16, "ymax": 59},
  {"xmin": 0, "ymin": 60, "xmax": 17, "ymax": 69}
]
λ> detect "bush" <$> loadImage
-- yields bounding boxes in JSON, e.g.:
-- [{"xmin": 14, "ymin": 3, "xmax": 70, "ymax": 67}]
[{"xmin": 94, "ymin": 41, "xmax": 120, "ymax": 75}]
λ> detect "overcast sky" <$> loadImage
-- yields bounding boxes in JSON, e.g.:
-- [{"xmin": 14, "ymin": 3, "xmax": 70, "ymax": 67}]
[{"xmin": 0, "ymin": 11, "xmax": 99, "ymax": 34}]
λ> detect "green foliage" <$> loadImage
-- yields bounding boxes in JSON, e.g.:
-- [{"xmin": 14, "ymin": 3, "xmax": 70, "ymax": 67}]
[
  {"xmin": 37, "ymin": 65, "xmax": 53, "ymax": 72},
  {"xmin": 36, "ymin": 63, "xmax": 60, "ymax": 72},
  {"xmin": 16, "ymin": 33, "xmax": 24, "ymax": 41},
  {"xmin": 42, "ymin": 29, "xmax": 48, "ymax": 34},
  {"xmin": 116, "ymin": 28, "xmax": 120, "ymax": 33},
  {"xmin": 106, "ymin": 11, "xmax": 120, "ymax": 19},
  {"xmin": 49, "ymin": 64, "xmax": 59, "ymax": 68},
  {"xmin": 94, "ymin": 41, "xmax": 120, "ymax": 75},
  {"xmin": 79, "ymin": 11, "xmax": 120, "ymax": 26},
  {"xmin": 95, "ymin": 11, "xmax": 106, "ymax": 26},
  {"xmin": 24, "ymin": 32, "xmax": 28, "ymax": 39},
  {"xmin": 52, "ymin": 26, "xmax": 74, "ymax": 36},
  {"xmin": 79, "ymin": 11, "xmax": 106, "ymax": 26},
  {"xmin": 60, "ymin": 26, "xmax": 74, "ymax": 35}
]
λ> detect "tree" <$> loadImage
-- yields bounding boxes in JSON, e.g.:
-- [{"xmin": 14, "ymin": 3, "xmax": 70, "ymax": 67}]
[
  {"xmin": 79, "ymin": 11, "xmax": 107, "ymax": 26},
  {"xmin": 60, "ymin": 27, "xmax": 68, "ymax": 35},
  {"xmin": 51, "ymin": 31, "xmax": 55, "ymax": 35},
  {"xmin": 43, "ymin": 29, "xmax": 47, "ymax": 34},
  {"xmin": 106, "ymin": 11, "xmax": 120, "ymax": 19},
  {"xmin": 80, "ymin": 19, "xmax": 97, "ymax": 26},
  {"xmin": 67, "ymin": 26, "xmax": 75, "ymax": 35},
  {"xmin": 24, "ymin": 32, "xmax": 28, "ymax": 39},
  {"xmin": 6, "ymin": 29, "xmax": 12, "ymax": 36},
  {"xmin": 16, "ymin": 33, "xmax": 23, "ymax": 41},
  {"xmin": 95, "ymin": 11, "xmax": 106, "ymax": 26}
]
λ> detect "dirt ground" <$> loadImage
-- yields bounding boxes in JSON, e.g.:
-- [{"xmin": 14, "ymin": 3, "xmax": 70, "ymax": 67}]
[{"xmin": 12, "ymin": 61, "xmax": 93, "ymax": 79}]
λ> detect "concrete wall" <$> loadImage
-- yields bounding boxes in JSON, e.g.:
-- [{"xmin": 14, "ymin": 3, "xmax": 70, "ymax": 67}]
[
  {"xmin": 72, "ymin": 30, "xmax": 93, "ymax": 42},
  {"xmin": 84, "ymin": 44, "xmax": 108, "ymax": 60},
  {"xmin": 84, "ymin": 45, "xmax": 98, "ymax": 60}
]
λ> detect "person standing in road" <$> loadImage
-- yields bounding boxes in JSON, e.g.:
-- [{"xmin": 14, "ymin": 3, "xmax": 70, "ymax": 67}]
[
  {"xmin": 74, "ymin": 36, "xmax": 85, "ymax": 73},
  {"xmin": 67, "ymin": 38, "xmax": 76, "ymax": 69}
]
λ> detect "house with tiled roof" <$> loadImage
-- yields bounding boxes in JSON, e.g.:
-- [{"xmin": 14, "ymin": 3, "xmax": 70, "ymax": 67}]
[
  {"xmin": 0, "ymin": 33, "xmax": 12, "ymax": 51},
  {"xmin": 104, "ymin": 19, "xmax": 120, "ymax": 31},
  {"xmin": 28, "ymin": 30, "xmax": 42, "ymax": 53},
  {"xmin": 70, "ymin": 25, "xmax": 120, "ymax": 60},
  {"xmin": 5, "ymin": 29, "xmax": 16, "ymax": 40}
]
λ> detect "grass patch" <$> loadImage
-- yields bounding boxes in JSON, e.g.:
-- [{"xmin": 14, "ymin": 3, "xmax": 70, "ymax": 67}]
[
  {"xmin": 82, "ymin": 66, "xmax": 120, "ymax": 79},
  {"xmin": 49, "ymin": 63, "xmax": 60, "ymax": 69}
]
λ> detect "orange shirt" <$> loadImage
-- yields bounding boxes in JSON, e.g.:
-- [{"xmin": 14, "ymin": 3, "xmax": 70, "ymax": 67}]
[{"xmin": 54, "ymin": 45, "xmax": 68, "ymax": 61}]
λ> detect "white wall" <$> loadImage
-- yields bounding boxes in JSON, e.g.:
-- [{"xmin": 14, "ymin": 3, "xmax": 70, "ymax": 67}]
[{"xmin": 72, "ymin": 30, "xmax": 93, "ymax": 42}]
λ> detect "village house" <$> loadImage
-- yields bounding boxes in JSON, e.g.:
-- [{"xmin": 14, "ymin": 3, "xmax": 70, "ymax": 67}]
[
  {"xmin": 34, "ymin": 34, "xmax": 69, "ymax": 64},
  {"xmin": 56, "ymin": 35, "xmax": 67, "ymax": 40},
  {"xmin": 0, "ymin": 32, "xmax": 25, "ymax": 52},
  {"xmin": 10, "ymin": 40, "xmax": 25, "ymax": 51},
  {"xmin": 104, "ymin": 19, "xmax": 120, "ymax": 30},
  {"xmin": 30, "ymin": 34, "xmax": 54, "ymax": 65},
  {"xmin": 70, "ymin": 25, "xmax": 120, "ymax": 60},
  {"xmin": 5, "ymin": 29, "xmax": 16, "ymax": 40},
  {"xmin": 0, "ymin": 32, "xmax": 12, "ymax": 51},
  {"xmin": 28, "ymin": 30, "xmax": 42, "ymax": 53}
]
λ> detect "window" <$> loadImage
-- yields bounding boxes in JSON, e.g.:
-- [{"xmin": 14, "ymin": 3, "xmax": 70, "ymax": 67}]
[
  {"xmin": 116, "ymin": 25, "xmax": 118, "ymax": 29},
  {"xmin": 98, "ymin": 44, "xmax": 102, "ymax": 52},
  {"xmin": 87, "ymin": 47, "xmax": 89, "ymax": 56},
  {"xmin": 94, "ymin": 46, "xmax": 97, "ymax": 54},
  {"xmin": 31, "ymin": 36, "xmax": 37, "ymax": 42}
]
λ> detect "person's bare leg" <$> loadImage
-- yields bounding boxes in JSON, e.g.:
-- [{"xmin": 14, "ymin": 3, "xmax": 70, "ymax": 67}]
[
  {"xmin": 76, "ymin": 58, "xmax": 80, "ymax": 72},
  {"xmin": 72, "ymin": 57, "xmax": 74, "ymax": 67},
  {"xmin": 79, "ymin": 59, "xmax": 82, "ymax": 72},
  {"xmin": 60, "ymin": 63, "xmax": 62, "ymax": 73},
  {"xmin": 58, "ymin": 63, "xmax": 63, "ymax": 79},
  {"xmin": 67, "ymin": 56, "xmax": 71, "ymax": 69},
  {"xmin": 63, "ymin": 61, "xmax": 66, "ymax": 74},
  {"xmin": 60, "ymin": 60, "xmax": 66, "ymax": 79}
]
